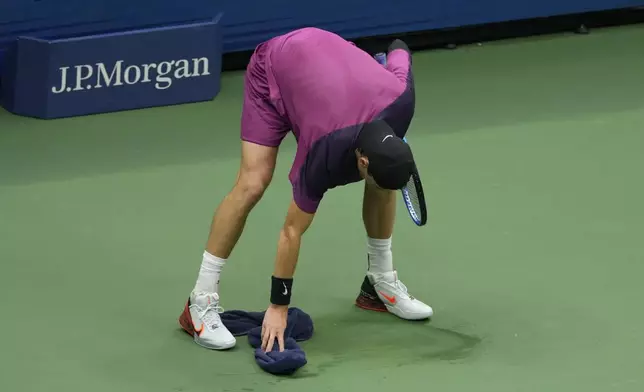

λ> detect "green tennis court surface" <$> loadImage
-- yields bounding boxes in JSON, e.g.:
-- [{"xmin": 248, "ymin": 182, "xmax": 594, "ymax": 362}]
[{"xmin": 1, "ymin": 25, "xmax": 643, "ymax": 392}]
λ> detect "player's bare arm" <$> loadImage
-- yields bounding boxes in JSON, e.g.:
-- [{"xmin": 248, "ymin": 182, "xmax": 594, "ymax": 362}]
[
  {"xmin": 273, "ymin": 199, "xmax": 315, "ymax": 279},
  {"xmin": 261, "ymin": 199, "xmax": 315, "ymax": 352}
]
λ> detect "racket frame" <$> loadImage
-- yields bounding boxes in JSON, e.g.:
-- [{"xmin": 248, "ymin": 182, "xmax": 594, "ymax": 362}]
[{"xmin": 401, "ymin": 137, "xmax": 428, "ymax": 226}]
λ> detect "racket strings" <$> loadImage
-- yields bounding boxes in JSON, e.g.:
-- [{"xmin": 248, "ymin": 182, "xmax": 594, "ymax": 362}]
[{"xmin": 406, "ymin": 177, "xmax": 422, "ymax": 213}]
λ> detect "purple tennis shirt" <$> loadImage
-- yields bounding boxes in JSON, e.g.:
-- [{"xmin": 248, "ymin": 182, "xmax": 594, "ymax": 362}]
[{"xmin": 242, "ymin": 28, "xmax": 414, "ymax": 213}]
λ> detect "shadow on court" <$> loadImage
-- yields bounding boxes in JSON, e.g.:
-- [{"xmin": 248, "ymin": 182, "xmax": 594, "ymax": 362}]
[
  {"xmin": 166, "ymin": 305, "xmax": 482, "ymax": 380},
  {"xmin": 277, "ymin": 308, "xmax": 483, "ymax": 378}
]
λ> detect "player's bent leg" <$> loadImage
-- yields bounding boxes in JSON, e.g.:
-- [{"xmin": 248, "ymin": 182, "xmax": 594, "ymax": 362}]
[
  {"xmin": 180, "ymin": 141, "xmax": 279, "ymax": 350},
  {"xmin": 355, "ymin": 182, "xmax": 433, "ymax": 321},
  {"xmin": 205, "ymin": 141, "xmax": 279, "ymax": 258}
]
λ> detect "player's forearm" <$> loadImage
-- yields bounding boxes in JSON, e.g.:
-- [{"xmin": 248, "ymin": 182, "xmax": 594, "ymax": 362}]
[
  {"xmin": 268, "ymin": 227, "xmax": 301, "ymax": 307},
  {"xmin": 269, "ymin": 199, "xmax": 314, "ymax": 306},
  {"xmin": 272, "ymin": 226, "xmax": 302, "ymax": 279}
]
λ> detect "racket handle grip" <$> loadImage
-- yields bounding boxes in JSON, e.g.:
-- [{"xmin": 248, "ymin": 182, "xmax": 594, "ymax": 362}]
[{"xmin": 374, "ymin": 52, "xmax": 387, "ymax": 66}]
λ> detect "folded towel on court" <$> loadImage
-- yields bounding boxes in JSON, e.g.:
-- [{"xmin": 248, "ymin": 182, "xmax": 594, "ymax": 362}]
[{"xmin": 220, "ymin": 307, "xmax": 314, "ymax": 375}]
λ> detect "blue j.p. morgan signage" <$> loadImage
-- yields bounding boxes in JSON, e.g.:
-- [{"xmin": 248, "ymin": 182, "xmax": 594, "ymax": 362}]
[
  {"xmin": 1, "ymin": 16, "xmax": 222, "ymax": 119},
  {"xmin": 51, "ymin": 57, "xmax": 212, "ymax": 94}
]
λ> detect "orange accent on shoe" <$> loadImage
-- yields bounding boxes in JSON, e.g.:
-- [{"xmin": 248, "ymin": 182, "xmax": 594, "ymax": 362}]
[
  {"xmin": 179, "ymin": 300, "xmax": 195, "ymax": 334},
  {"xmin": 379, "ymin": 291, "xmax": 397, "ymax": 304}
]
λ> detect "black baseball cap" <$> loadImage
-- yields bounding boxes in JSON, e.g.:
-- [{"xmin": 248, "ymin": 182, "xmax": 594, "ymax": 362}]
[{"xmin": 356, "ymin": 120, "xmax": 415, "ymax": 190}]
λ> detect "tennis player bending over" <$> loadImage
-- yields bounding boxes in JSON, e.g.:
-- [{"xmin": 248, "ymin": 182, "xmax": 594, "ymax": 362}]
[{"xmin": 179, "ymin": 27, "xmax": 433, "ymax": 352}]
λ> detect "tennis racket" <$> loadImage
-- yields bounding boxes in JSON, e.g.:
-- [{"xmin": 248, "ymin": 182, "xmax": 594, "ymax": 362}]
[
  {"xmin": 374, "ymin": 53, "xmax": 428, "ymax": 226},
  {"xmin": 401, "ymin": 137, "xmax": 428, "ymax": 226}
]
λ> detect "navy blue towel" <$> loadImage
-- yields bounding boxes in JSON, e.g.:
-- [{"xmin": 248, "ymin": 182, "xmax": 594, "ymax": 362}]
[{"xmin": 220, "ymin": 307, "xmax": 314, "ymax": 375}]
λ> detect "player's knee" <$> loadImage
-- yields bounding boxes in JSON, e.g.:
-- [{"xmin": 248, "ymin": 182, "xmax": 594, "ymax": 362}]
[{"xmin": 234, "ymin": 171, "xmax": 271, "ymax": 207}]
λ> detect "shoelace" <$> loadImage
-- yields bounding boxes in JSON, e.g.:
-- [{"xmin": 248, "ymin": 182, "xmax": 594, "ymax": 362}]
[
  {"xmin": 394, "ymin": 280, "xmax": 415, "ymax": 300},
  {"xmin": 195, "ymin": 294, "xmax": 225, "ymax": 330}
]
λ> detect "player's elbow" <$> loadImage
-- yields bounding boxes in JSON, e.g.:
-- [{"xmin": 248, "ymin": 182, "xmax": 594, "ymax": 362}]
[
  {"xmin": 277, "ymin": 224, "xmax": 304, "ymax": 254},
  {"xmin": 388, "ymin": 39, "xmax": 411, "ymax": 54},
  {"xmin": 281, "ymin": 199, "xmax": 315, "ymax": 239}
]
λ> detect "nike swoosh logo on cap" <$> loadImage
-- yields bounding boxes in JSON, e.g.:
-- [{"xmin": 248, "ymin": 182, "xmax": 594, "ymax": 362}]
[{"xmin": 382, "ymin": 135, "xmax": 393, "ymax": 142}]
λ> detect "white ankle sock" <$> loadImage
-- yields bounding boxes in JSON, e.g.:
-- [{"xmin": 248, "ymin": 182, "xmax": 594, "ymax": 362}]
[
  {"xmin": 193, "ymin": 251, "xmax": 226, "ymax": 294},
  {"xmin": 366, "ymin": 237, "xmax": 394, "ymax": 274}
]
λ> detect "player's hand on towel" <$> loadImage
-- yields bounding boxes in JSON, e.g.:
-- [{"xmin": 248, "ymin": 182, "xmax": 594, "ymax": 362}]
[{"xmin": 261, "ymin": 304, "xmax": 288, "ymax": 352}]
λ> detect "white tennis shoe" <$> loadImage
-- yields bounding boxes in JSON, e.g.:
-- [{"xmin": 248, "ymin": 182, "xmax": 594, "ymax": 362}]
[
  {"xmin": 179, "ymin": 292, "xmax": 236, "ymax": 350},
  {"xmin": 356, "ymin": 270, "xmax": 433, "ymax": 320}
]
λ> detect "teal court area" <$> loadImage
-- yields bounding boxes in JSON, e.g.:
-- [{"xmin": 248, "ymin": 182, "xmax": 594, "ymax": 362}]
[{"xmin": 1, "ymin": 25, "xmax": 643, "ymax": 392}]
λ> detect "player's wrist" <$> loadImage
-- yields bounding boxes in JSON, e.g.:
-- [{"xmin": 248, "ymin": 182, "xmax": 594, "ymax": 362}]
[{"xmin": 270, "ymin": 275, "xmax": 293, "ymax": 306}]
